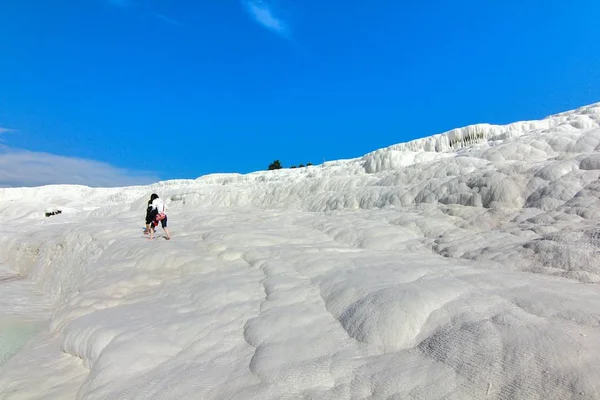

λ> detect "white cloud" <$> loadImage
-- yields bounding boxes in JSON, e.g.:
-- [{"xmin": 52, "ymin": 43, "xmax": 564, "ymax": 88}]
[
  {"xmin": 243, "ymin": 0, "xmax": 289, "ymax": 37},
  {"xmin": 0, "ymin": 128, "xmax": 13, "ymax": 144},
  {"xmin": 153, "ymin": 12, "xmax": 181, "ymax": 26},
  {"xmin": 105, "ymin": 1, "xmax": 181, "ymax": 27},
  {"xmin": 0, "ymin": 146, "xmax": 159, "ymax": 188}
]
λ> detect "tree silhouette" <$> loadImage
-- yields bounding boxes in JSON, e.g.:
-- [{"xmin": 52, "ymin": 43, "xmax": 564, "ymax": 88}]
[{"xmin": 268, "ymin": 160, "xmax": 283, "ymax": 170}]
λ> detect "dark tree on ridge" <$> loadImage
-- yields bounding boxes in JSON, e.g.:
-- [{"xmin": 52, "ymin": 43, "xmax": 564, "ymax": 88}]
[{"xmin": 268, "ymin": 160, "xmax": 283, "ymax": 170}]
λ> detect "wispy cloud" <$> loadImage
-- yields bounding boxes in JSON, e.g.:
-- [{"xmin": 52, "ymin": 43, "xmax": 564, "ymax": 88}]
[
  {"xmin": 243, "ymin": 0, "xmax": 289, "ymax": 37},
  {"xmin": 153, "ymin": 12, "xmax": 181, "ymax": 26},
  {"xmin": 105, "ymin": 0, "xmax": 181, "ymax": 26},
  {"xmin": 0, "ymin": 128, "xmax": 13, "ymax": 143},
  {"xmin": 0, "ymin": 146, "xmax": 158, "ymax": 188}
]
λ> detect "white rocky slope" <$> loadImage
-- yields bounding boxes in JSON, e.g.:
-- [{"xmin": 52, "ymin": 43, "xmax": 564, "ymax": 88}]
[{"xmin": 0, "ymin": 102, "xmax": 599, "ymax": 399}]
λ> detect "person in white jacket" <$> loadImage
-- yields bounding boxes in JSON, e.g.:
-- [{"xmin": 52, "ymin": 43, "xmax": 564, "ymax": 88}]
[{"xmin": 148, "ymin": 193, "xmax": 171, "ymax": 240}]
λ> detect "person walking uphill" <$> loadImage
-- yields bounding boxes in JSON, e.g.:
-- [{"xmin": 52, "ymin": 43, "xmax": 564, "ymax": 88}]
[
  {"xmin": 143, "ymin": 196, "xmax": 155, "ymax": 235},
  {"xmin": 148, "ymin": 193, "xmax": 171, "ymax": 241}
]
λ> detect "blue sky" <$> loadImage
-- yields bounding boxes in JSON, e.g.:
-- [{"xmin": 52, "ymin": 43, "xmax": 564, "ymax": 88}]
[{"xmin": 0, "ymin": 0, "xmax": 599, "ymax": 186}]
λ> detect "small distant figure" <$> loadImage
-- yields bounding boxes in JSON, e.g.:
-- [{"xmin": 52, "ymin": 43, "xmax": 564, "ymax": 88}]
[
  {"xmin": 148, "ymin": 193, "xmax": 171, "ymax": 241},
  {"xmin": 45, "ymin": 207, "xmax": 62, "ymax": 217}
]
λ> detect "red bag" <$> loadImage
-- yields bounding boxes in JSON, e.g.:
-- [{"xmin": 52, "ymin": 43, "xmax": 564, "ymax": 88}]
[{"xmin": 156, "ymin": 212, "xmax": 166, "ymax": 221}]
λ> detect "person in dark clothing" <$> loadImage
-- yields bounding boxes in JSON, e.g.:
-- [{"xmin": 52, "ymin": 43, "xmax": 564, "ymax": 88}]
[{"xmin": 143, "ymin": 194, "xmax": 159, "ymax": 234}]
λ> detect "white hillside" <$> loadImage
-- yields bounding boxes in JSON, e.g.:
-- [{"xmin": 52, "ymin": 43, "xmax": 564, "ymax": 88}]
[{"xmin": 0, "ymin": 102, "xmax": 599, "ymax": 399}]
